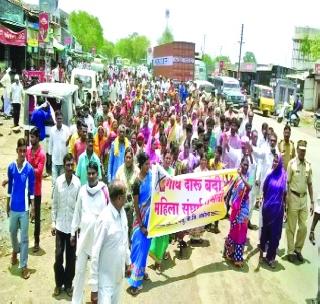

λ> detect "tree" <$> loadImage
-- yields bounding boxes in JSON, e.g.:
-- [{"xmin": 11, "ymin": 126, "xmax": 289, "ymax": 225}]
[
  {"xmin": 99, "ymin": 40, "xmax": 115, "ymax": 59},
  {"xmin": 243, "ymin": 51, "xmax": 257, "ymax": 63},
  {"xmin": 115, "ymin": 33, "xmax": 150, "ymax": 63},
  {"xmin": 202, "ymin": 54, "xmax": 215, "ymax": 73},
  {"xmin": 300, "ymin": 35, "xmax": 320, "ymax": 60},
  {"xmin": 68, "ymin": 11, "xmax": 104, "ymax": 52},
  {"xmin": 157, "ymin": 26, "xmax": 174, "ymax": 45}
]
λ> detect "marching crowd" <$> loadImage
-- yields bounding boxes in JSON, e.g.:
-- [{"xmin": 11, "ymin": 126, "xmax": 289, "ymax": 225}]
[{"xmin": 3, "ymin": 66, "xmax": 319, "ymax": 303}]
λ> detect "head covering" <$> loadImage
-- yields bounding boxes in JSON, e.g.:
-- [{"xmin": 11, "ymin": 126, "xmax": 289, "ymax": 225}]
[
  {"xmin": 262, "ymin": 155, "xmax": 287, "ymax": 226},
  {"xmin": 297, "ymin": 140, "xmax": 307, "ymax": 150},
  {"xmin": 14, "ymin": 74, "xmax": 19, "ymax": 80},
  {"xmin": 137, "ymin": 132, "xmax": 145, "ymax": 141}
]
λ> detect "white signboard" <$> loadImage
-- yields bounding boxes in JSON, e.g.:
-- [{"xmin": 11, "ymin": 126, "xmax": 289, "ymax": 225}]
[{"xmin": 153, "ymin": 56, "xmax": 173, "ymax": 66}]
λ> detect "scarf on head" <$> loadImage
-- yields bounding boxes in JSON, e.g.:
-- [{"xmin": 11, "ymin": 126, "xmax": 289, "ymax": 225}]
[{"xmin": 114, "ymin": 136, "xmax": 130, "ymax": 157}]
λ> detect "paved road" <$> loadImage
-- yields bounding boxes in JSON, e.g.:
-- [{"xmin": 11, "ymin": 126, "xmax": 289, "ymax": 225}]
[{"xmin": 0, "ymin": 114, "xmax": 318, "ymax": 304}]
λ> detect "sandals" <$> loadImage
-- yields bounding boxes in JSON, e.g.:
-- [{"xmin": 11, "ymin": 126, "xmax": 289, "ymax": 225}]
[
  {"xmin": 128, "ymin": 286, "xmax": 142, "ymax": 296},
  {"xmin": 234, "ymin": 261, "xmax": 244, "ymax": 268},
  {"xmin": 309, "ymin": 231, "xmax": 316, "ymax": 245},
  {"xmin": 21, "ymin": 267, "xmax": 31, "ymax": 279}
]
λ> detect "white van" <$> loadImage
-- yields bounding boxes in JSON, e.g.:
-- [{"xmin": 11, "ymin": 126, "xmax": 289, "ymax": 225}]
[
  {"xmin": 212, "ymin": 76, "xmax": 245, "ymax": 107},
  {"xmin": 23, "ymin": 82, "xmax": 78, "ymax": 140},
  {"xmin": 71, "ymin": 68, "xmax": 97, "ymax": 101}
]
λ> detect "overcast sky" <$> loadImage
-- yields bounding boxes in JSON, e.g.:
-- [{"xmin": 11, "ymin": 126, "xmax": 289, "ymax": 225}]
[{"xmin": 26, "ymin": 0, "xmax": 320, "ymax": 66}]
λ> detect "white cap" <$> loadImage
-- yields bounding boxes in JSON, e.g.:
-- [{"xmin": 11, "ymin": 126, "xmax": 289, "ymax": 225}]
[{"xmin": 14, "ymin": 74, "xmax": 19, "ymax": 80}]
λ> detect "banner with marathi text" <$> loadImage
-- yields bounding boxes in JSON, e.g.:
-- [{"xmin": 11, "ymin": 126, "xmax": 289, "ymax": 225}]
[{"xmin": 148, "ymin": 165, "xmax": 237, "ymax": 238}]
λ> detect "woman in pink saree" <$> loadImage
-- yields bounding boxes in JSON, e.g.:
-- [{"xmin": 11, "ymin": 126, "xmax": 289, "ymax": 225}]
[{"xmin": 224, "ymin": 156, "xmax": 252, "ymax": 267}]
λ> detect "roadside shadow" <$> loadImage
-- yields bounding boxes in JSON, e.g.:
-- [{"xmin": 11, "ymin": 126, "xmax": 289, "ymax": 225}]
[
  {"xmin": 141, "ymin": 259, "xmax": 247, "ymax": 292},
  {"xmin": 28, "ymin": 247, "xmax": 46, "ymax": 256},
  {"xmin": 281, "ymin": 255, "xmax": 311, "ymax": 265},
  {"xmin": 53, "ymin": 292, "xmax": 72, "ymax": 302},
  {"xmin": 172, "ymin": 246, "xmax": 193, "ymax": 260},
  {"xmin": 276, "ymin": 248, "xmax": 286, "ymax": 258},
  {"xmin": 8, "ymin": 265, "xmax": 36, "ymax": 277},
  {"xmin": 189, "ymin": 239, "xmax": 210, "ymax": 248},
  {"xmin": 259, "ymin": 259, "xmax": 286, "ymax": 272},
  {"xmin": 305, "ymin": 298, "xmax": 320, "ymax": 304},
  {"xmin": 245, "ymin": 247, "xmax": 260, "ymax": 262}
]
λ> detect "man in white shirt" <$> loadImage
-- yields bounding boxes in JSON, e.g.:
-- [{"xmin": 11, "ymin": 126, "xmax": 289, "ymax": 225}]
[
  {"xmin": 71, "ymin": 162, "xmax": 109, "ymax": 304},
  {"xmin": 52, "ymin": 153, "xmax": 81, "ymax": 297},
  {"xmin": 90, "ymin": 180, "xmax": 131, "ymax": 304},
  {"xmin": 49, "ymin": 110, "xmax": 70, "ymax": 187},
  {"xmin": 10, "ymin": 74, "xmax": 23, "ymax": 127},
  {"xmin": 0, "ymin": 67, "xmax": 12, "ymax": 117},
  {"xmin": 52, "ymin": 64, "xmax": 59, "ymax": 82}
]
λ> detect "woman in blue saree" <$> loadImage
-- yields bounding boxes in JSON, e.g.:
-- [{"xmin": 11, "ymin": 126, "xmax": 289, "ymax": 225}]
[
  {"xmin": 128, "ymin": 152, "xmax": 152, "ymax": 295},
  {"xmin": 260, "ymin": 153, "xmax": 287, "ymax": 268}
]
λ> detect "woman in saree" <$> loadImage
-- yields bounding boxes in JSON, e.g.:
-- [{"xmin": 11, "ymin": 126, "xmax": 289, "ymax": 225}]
[
  {"xmin": 224, "ymin": 156, "xmax": 252, "ymax": 267},
  {"xmin": 146, "ymin": 137, "xmax": 160, "ymax": 165},
  {"xmin": 149, "ymin": 150, "xmax": 174, "ymax": 273},
  {"xmin": 128, "ymin": 152, "xmax": 152, "ymax": 296},
  {"xmin": 259, "ymin": 153, "xmax": 287, "ymax": 268}
]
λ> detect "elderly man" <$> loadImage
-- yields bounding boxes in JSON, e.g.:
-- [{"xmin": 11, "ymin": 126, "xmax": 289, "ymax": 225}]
[
  {"xmin": 107, "ymin": 124, "xmax": 130, "ymax": 183},
  {"xmin": 90, "ymin": 180, "xmax": 131, "ymax": 304},
  {"xmin": 71, "ymin": 162, "xmax": 109, "ymax": 304},
  {"xmin": 286, "ymin": 140, "xmax": 314, "ymax": 263}
]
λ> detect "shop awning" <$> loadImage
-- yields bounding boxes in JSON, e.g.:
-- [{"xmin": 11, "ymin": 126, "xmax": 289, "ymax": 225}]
[
  {"xmin": 286, "ymin": 72, "xmax": 310, "ymax": 81},
  {"xmin": 53, "ymin": 38, "xmax": 65, "ymax": 51}
]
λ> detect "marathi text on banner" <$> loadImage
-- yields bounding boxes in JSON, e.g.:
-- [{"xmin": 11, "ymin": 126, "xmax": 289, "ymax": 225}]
[{"xmin": 148, "ymin": 165, "xmax": 237, "ymax": 238}]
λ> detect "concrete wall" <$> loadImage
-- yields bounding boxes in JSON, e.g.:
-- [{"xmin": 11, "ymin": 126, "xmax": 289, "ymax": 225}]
[{"xmin": 304, "ymin": 78, "xmax": 315, "ymax": 111}]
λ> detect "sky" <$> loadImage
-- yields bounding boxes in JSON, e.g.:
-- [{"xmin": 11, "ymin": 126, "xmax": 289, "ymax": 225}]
[{"xmin": 26, "ymin": 0, "xmax": 320, "ymax": 67}]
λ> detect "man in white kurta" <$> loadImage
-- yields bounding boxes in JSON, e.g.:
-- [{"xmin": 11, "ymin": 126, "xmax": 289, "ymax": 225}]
[
  {"xmin": 71, "ymin": 163, "xmax": 109, "ymax": 304},
  {"xmin": 90, "ymin": 180, "xmax": 131, "ymax": 304}
]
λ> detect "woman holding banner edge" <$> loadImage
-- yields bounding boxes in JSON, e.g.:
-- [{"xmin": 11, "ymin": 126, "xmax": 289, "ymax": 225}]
[
  {"xmin": 128, "ymin": 152, "xmax": 152, "ymax": 296},
  {"xmin": 149, "ymin": 150, "xmax": 174, "ymax": 273},
  {"xmin": 223, "ymin": 156, "xmax": 252, "ymax": 268}
]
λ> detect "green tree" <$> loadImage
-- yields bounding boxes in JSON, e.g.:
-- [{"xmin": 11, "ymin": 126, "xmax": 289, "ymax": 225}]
[
  {"xmin": 68, "ymin": 11, "xmax": 104, "ymax": 52},
  {"xmin": 300, "ymin": 35, "xmax": 320, "ymax": 60},
  {"xmin": 243, "ymin": 51, "xmax": 257, "ymax": 63},
  {"xmin": 100, "ymin": 40, "xmax": 115, "ymax": 59},
  {"xmin": 115, "ymin": 33, "xmax": 150, "ymax": 63},
  {"xmin": 202, "ymin": 54, "xmax": 215, "ymax": 73},
  {"xmin": 157, "ymin": 26, "xmax": 174, "ymax": 45}
]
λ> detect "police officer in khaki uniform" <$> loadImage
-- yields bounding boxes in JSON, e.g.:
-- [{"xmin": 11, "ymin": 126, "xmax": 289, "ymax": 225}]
[
  {"xmin": 278, "ymin": 125, "xmax": 295, "ymax": 171},
  {"xmin": 286, "ymin": 140, "xmax": 314, "ymax": 263}
]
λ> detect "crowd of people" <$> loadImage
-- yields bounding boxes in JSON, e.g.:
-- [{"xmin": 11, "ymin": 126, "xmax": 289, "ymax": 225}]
[{"xmin": 3, "ymin": 66, "xmax": 319, "ymax": 303}]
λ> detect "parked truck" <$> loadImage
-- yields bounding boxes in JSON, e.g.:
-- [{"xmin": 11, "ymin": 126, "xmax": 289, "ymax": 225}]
[{"xmin": 152, "ymin": 41, "xmax": 195, "ymax": 81}]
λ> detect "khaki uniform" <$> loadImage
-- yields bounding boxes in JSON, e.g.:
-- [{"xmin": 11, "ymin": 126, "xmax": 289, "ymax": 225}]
[
  {"xmin": 278, "ymin": 139, "xmax": 295, "ymax": 171},
  {"xmin": 286, "ymin": 157, "xmax": 312, "ymax": 254}
]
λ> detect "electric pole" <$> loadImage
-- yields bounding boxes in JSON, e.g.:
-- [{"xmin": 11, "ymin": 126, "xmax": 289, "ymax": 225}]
[{"xmin": 237, "ymin": 24, "xmax": 244, "ymax": 80}]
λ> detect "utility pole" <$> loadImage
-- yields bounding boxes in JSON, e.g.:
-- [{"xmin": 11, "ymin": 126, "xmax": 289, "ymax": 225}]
[{"xmin": 237, "ymin": 24, "xmax": 244, "ymax": 80}]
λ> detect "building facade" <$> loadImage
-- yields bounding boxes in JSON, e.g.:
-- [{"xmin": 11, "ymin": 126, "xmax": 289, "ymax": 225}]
[{"xmin": 292, "ymin": 26, "xmax": 320, "ymax": 71}]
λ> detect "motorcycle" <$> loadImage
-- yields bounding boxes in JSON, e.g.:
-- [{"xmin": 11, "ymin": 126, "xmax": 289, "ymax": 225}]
[
  {"xmin": 288, "ymin": 111, "xmax": 300, "ymax": 127},
  {"xmin": 277, "ymin": 101, "xmax": 291, "ymax": 123},
  {"xmin": 277, "ymin": 101, "xmax": 300, "ymax": 127}
]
